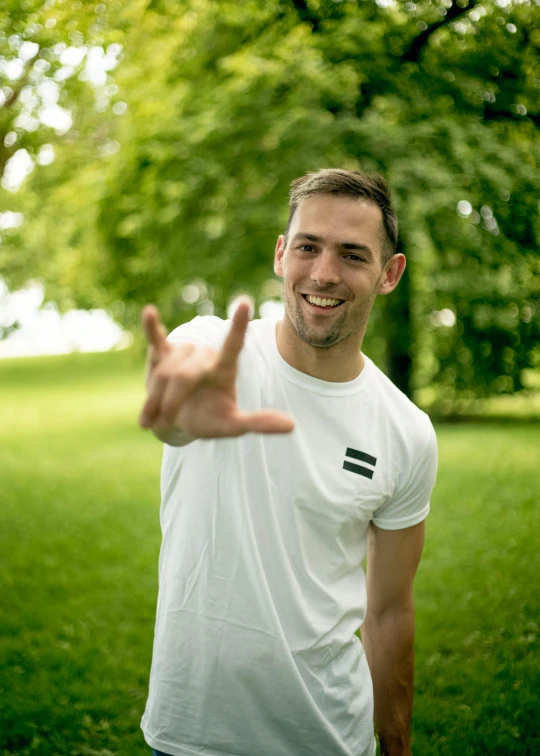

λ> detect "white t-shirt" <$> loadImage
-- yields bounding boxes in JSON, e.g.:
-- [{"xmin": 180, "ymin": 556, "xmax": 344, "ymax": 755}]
[{"xmin": 142, "ymin": 316, "xmax": 438, "ymax": 756}]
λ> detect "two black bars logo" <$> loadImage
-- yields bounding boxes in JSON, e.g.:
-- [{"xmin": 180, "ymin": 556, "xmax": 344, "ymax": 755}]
[{"xmin": 343, "ymin": 448, "xmax": 377, "ymax": 479}]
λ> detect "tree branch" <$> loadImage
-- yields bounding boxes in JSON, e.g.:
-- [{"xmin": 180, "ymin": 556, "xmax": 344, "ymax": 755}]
[
  {"xmin": 483, "ymin": 105, "xmax": 540, "ymax": 128},
  {"xmin": 402, "ymin": 0, "xmax": 479, "ymax": 64}
]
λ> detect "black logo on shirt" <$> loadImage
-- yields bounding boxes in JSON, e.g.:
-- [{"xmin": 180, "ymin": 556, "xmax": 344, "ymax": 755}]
[{"xmin": 343, "ymin": 448, "xmax": 377, "ymax": 479}]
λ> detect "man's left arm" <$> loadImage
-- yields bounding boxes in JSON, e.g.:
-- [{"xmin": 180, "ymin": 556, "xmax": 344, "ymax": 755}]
[{"xmin": 361, "ymin": 520, "xmax": 426, "ymax": 756}]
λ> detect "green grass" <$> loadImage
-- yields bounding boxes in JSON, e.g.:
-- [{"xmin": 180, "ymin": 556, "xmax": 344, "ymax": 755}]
[
  {"xmin": 414, "ymin": 424, "xmax": 539, "ymax": 755},
  {"xmin": 0, "ymin": 350, "xmax": 159, "ymax": 756},
  {"xmin": 0, "ymin": 350, "xmax": 538, "ymax": 755}
]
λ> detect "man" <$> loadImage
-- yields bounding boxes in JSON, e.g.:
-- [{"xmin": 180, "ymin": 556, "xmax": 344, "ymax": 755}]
[{"xmin": 139, "ymin": 169, "xmax": 438, "ymax": 756}]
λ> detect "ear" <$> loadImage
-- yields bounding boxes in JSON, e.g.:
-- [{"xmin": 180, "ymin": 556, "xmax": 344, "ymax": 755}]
[
  {"xmin": 377, "ymin": 253, "xmax": 406, "ymax": 295},
  {"xmin": 274, "ymin": 235, "xmax": 286, "ymax": 277}
]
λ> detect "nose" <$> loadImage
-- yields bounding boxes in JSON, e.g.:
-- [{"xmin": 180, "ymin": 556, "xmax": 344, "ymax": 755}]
[{"xmin": 310, "ymin": 249, "xmax": 341, "ymax": 288}]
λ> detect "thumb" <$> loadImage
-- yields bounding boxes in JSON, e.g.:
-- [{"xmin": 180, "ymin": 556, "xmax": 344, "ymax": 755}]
[{"xmin": 237, "ymin": 410, "xmax": 295, "ymax": 435}]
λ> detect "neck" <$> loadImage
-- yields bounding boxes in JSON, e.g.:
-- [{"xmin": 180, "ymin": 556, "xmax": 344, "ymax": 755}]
[{"xmin": 275, "ymin": 317, "xmax": 365, "ymax": 382}]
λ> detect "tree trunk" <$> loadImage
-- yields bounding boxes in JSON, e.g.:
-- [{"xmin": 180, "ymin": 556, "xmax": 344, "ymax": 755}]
[{"xmin": 385, "ymin": 242, "xmax": 413, "ymax": 397}]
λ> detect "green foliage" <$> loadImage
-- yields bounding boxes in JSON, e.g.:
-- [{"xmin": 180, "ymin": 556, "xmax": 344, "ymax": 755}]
[
  {"xmin": 413, "ymin": 421, "xmax": 540, "ymax": 755},
  {"xmin": 1, "ymin": 0, "xmax": 539, "ymax": 403},
  {"xmin": 99, "ymin": 0, "xmax": 540, "ymax": 401},
  {"xmin": 0, "ymin": 350, "xmax": 539, "ymax": 754},
  {"xmin": 0, "ymin": 0, "xmax": 135, "ymax": 304}
]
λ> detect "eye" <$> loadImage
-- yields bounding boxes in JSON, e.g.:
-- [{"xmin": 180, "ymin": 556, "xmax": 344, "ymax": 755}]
[
  {"xmin": 345, "ymin": 254, "xmax": 364, "ymax": 262},
  {"xmin": 298, "ymin": 245, "xmax": 316, "ymax": 252}
]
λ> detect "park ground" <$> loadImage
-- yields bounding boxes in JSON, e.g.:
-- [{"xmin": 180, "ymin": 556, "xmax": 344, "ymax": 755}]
[{"xmin": 0, "ymin": 349, "xmax": 539, "ymax": 756}]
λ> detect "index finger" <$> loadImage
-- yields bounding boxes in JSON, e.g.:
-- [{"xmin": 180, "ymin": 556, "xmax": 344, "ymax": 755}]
[
  {"xmin": 217, "ymin": 299, "xmax": 251, "ymax": 371},
  {"xmin": 142, "ymin": 305, "xmax": 169, "ymax": 352}
]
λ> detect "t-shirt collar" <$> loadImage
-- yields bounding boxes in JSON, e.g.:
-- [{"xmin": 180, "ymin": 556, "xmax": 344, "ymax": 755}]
[{"xmin": 264, "ymin": 318, "xmax": 373, "ymax": 397}]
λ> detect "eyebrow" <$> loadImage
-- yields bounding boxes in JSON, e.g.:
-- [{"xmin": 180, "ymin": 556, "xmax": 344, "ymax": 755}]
[{"xmin": 292, "ymin": 232, "xmax": 374, "ymax": 258}]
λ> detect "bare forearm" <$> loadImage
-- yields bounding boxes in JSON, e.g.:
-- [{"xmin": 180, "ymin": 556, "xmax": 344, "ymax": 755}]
[{"xmin": 361, "ymin": 608, "xmax": 415, "ymax": 756}]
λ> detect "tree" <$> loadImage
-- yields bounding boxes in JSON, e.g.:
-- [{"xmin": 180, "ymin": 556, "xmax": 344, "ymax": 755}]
[
  {"xmin": 0, "ymin": 0, "xmax": 134, "ymax": 302},
  {"xmin": 4, "ymin": 0, "xmax": 540, "ymax": 406}
]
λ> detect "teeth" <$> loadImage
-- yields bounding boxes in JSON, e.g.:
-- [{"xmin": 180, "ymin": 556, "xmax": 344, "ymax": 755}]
[{"xmin": 306, "ymin": 295, "xmax": 342, "ymax": 307}]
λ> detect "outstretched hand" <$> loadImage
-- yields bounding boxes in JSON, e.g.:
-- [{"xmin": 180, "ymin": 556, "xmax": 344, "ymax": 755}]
[{"xmin": 139, "ymin": 301, "xmax": 295, "ymax": 439}]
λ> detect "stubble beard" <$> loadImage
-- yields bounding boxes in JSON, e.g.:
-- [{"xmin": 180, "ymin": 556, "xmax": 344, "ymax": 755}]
[{"xmin": 285, "ymin": 288, "xmax": 376, "ymax": 349}]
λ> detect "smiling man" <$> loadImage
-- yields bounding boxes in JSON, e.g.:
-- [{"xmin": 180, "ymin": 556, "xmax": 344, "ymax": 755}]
[{"xmin": 139, "ymin": 169, "xmax": 438, "ymax": 756}]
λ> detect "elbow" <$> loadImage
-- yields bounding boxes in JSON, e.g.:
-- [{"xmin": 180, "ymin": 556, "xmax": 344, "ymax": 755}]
[{"xmin": 364, "ymin": 597, "xmax": 415, "ymax": 628}]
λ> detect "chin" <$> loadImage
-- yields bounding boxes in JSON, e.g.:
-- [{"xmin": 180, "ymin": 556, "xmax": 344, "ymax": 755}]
[
  {"xmin": 295, "ymin": 317, "xmax": 345, "ymax": 349},
  {"xmin": 285, "ymin": 295, "xmax": 350, "ymax": 346},
  {"xmin": 303, "ymin": 328, "xmax": 345, "ymax": 348}
]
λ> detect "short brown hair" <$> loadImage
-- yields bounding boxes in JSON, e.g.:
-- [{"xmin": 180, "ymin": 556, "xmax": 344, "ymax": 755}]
[{"xmin": 284, "ymin": 168, "xmax": 398, "ymax": 263}]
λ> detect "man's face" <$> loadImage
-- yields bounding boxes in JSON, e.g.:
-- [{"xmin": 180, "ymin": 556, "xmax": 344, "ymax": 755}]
[{"xmin": 274, "ymin": 194, "xmax": 394, "ymax": 350}]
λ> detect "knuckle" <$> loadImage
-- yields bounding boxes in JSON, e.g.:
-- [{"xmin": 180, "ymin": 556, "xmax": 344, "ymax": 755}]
[
  {"xmin": 171, "ymin": 369, "xmax": 192, "ymax": 386},
  {"xmin": 172, "ymin": 342, "xmax": 195, "ymax": 360},
  {"xmin": 156, "ymin": 364, "xmax": 184, "ymax": 382},
  {"xmin": 183, "ymin": 342, "xmax": 196, "ymax": 356},
  {"xmin": 154, "ymin": 364, "xmax": 170, "ymax": 380}
]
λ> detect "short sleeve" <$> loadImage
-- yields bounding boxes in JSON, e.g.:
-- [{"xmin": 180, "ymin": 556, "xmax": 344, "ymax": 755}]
[
  {"xmin": 167, "ymin": 316, "xmax": 229, "ymax": 350},
  {"xmin": 371, "ymin": 425, "xmax": 438, "ymax": 530}
]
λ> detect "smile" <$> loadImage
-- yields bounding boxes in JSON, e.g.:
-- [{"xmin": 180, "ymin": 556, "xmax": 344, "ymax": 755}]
[{"xmin": 302, "ymin": 294, "xmax": 345, "ymax": 309}]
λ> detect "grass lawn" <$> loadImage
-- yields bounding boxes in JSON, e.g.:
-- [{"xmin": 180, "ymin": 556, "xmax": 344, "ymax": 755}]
[{"xmin": 0, "ymin": 349, "xmax": 538, "ymax": 755}]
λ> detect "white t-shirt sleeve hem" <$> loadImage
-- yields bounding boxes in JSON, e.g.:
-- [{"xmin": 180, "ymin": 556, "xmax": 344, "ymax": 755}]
[
  {"xmin": 371, "ymin": 501, "xmax": 430, "ymax": 530},
  {"xmin": 371, "ymin": 422, "xmax": 437, "ymax": 531}
]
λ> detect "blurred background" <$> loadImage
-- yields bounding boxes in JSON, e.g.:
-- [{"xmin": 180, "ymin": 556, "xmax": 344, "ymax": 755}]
[{"xmin": 1, "ymin": 1, "xmax": 539, "ymax": 754}]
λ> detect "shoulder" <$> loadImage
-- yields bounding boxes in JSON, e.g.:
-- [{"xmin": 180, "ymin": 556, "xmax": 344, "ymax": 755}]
[
  {"xmin": 167, "ymin": 315, "xmax": 230, "ymax": 350},
  {"xmin": 367, "ymin": 361, "xmax": 437, "ymax": 528},
  {"xmin": 366, "ymin": 357, "xmax": 436, "ymax": 459},
  {"xmin": 167, "ymin": 315, "xmax": 272, "ymax": 353}
]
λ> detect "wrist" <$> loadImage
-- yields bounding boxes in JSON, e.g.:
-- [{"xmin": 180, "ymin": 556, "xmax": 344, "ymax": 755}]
[{"xmin": 152, "ymin": 426, "xmax": 197, "ymax": 447}]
